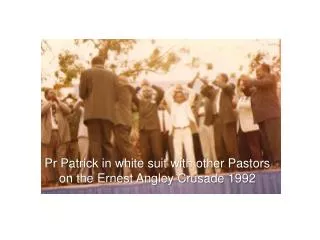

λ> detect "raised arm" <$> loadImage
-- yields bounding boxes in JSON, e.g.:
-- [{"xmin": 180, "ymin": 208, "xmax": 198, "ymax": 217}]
[
  {"xmin": 164, "ymin": 86, "xmax": 176, "ymax": 108},
  {"xmin": 57, "ymin": 100, "xmax": 71, "ymax": 115},
  {"xmin": 73, "ymin": 99, "xmax": 83, "ymax": 111},
  {"xmin": 250, "ymin": 74, "xmax": 276, "ymax": 89},
  {"xmin": 213, "ymin": 80, "xmax": 235, "ymax": 96},
  {"xmin": 187, "ymin": 72, "xmax": 200, "ymax": 88},
  {"xmin": 152, "ymin": 85, "xmax": 164, "ymax": 105},
  {"xmin": 183, "ymin": 86, "xmax": 196, "ymax": 106},
  {"xmin": 41, "ymin": 100, "xmax": 51, "ymax": 116}
]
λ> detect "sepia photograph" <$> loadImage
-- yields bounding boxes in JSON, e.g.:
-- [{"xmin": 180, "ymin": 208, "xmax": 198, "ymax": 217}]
[{"xmin": 41, "ymin": 39, "xmax": 281, "ymax": 194}]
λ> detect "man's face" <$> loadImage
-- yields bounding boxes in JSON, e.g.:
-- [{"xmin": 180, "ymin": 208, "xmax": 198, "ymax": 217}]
[
  {"xmin": 239, "ymin": 79, "xmax": 245, "ymax": 89},
  {"xmin": 66, "ymin": 99, "xmax": 74, "ymax": 110},
  {"xmin": 174, "ymin": 92, "xmax": 186, "ymax": 104},
  {"xmin": 142, "ymin": 88, "xmax": 152, "ymax": 99},
  {"xmin": 256, "ymin": 66, "xmax": 266, "ymax": 79},
  {"xmin": 46, "ymin": 89, "xmax": 56, "ymax": 100},
  {"xmin": 215, "ymin": 75, "xmax": 225, "ymax": 83}
]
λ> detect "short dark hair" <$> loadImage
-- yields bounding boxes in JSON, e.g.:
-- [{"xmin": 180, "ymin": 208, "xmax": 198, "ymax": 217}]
[
  {"xmin": 91, "ymin": 56, "xmax": 105, "ymax": 65},
  {"xmin": 260, "ymin": 63, "xmax": 271, "ymax": 73},
  {"xmin": 220, "ymin": 73, "xmax": 229, "ymax": 82},
  {"xmin": 44, "ymin": 88, "xmax": 52, "ymax": 98}
]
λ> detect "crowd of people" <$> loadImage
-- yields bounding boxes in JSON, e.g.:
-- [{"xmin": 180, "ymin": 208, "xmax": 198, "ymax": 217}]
[{"xmin": 41, "ymin": 56, "xmax": 281, "ymax": 187}]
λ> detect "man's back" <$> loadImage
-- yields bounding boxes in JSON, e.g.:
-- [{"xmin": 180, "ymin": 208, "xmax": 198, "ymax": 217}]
[{"xmin": 79, "ymin": 66, "xmax": 118, "ymax": 124}]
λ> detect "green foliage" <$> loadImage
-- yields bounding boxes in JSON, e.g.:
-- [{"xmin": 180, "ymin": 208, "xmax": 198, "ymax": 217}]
[
  {"xmin": 247, "ymin": 51, "xmax": 281, "ymax": 81},
  {"xmin": 54, "ymin": 50, "xmax": 84, "ymax": 89},
  {"xmin": 74, "ymin": 40, "xmax": 183, "ymax": 81}
]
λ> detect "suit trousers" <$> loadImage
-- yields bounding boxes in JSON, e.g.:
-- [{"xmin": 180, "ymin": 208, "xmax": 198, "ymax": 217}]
[
  {"xmin": 161, "ymin": 131, "xmax": 174, "ymax": 176},
  {"xmin": 41, "ymin": 130, "xmax": 67, "ymax": 185},
  {"xmin": 78, "ymin": 137, "xmax": 90, "ymax": 177},
  {"xmin": 214, "ymin": 116, "xmax": 239, "ymax": 172},
  {"xmin": 191, "ymin": 133, "xmax": 204, "ymax": 175},
  {"xmin": 198, "ymin": 116, "xmax": 218, "ymax": 174},
  {"xmin": 139, "ymin": 129, "xmax": 164, "ymax": 176},
  {"xmin": 258, "ymin": 117, "xmax": 281, "ymax": 166},
  {"xmin": 66, "ymin": 140, "xmax": 79, "ymax": 178},
  {"xmin": 173, "ymin": 127, "xmax": 197, "ymax": 176},
  {"xmin": 238, "ymin": 128, "xmax": 263, "ymax": 170},
  {"xmin": 114, "ymin": 124, "xmax": 144, "ymax": 178},
  {"xmin": 86, "ymin": 119, "xmax": 115, "ymax": 180}
]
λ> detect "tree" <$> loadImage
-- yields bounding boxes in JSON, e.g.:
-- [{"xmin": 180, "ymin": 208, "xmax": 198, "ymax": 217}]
[
  {"xmin": 54, "ymin": 50, "xmax": 85, "ymax": 88},
  {"xmin": 247, "ymin": 40, "xmax": 281, "ymax": 81},
  {"xmin": 41, "ymin": 39, "xmax": 190, "ymax": 90}
]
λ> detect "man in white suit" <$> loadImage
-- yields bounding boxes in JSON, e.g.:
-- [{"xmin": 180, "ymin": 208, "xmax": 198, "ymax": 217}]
[{"xmin": 165, "ymin": 84, "xmax": 198, "ymax": 177}]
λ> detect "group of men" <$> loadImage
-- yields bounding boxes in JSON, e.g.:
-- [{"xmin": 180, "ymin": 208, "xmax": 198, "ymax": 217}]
[{"xmin": 41, "ymin": 56, "xmax": 281, "ymax": 187}]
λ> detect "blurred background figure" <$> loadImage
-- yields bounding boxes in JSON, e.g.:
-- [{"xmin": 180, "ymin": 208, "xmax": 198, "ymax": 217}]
[
  {"xmin": 41, "ymin": 88, "xmax": 71, "ymax": 187},
  {"xmin": 75, "ymin": 99, "xmax": 91, "ymax": 182},
  {"xmin": 63, "ymin": 94, "xmax": 81, "ymax": 183}
]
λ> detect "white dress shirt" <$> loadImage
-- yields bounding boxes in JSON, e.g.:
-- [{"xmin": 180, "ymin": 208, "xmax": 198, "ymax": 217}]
[
  {"xmin": 50, "ymin": 102, "xmax": 58, "ymax": 130},
  {"xmin": 77, "ymin": 107, "xmax": 88, "ymax": 138},
  {"xmin": 158, "ymin": 109, "xmax": 172, "ymax": 133},
  {"xmin": 171, "ymin": 102, "xmax": 192, "ymax": 128},
  {"xmin": 215, "ymin": 89, "xmax": 222, "ymax": 113}
]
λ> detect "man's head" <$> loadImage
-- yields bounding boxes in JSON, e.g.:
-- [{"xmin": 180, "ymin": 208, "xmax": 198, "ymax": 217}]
[
  {"xmin": 141, "ymin": 79, "xmax": 150, "ymax": 87},
  {"xmin": 44, "ymin": 88, "xmax": 56, "ymax": 101},
  {"xmin": 91, "ymin": 56, "xmax": 105, "ymax": 66},
  {"xmin": 142, "ymin": 86, "xmax": 153, "ymax": 100},
  {"xmin": 215, "ymin": 73, "xmax": 228, "ymax": 83},
  {"xmin": 238, "ymin": 74, "xmax": 250, "ymax": 90},
  {"xmin": 118, "ymin": 75, "xmax": 129, "ymax": 85},
  {"xmin": 65, "ymin": 98, "xmax": 74, "ymax": 110},
  {"xmin": 256, "ymin": 63, "xmax": 270, "ymax": 79},
  {"xmin": 173, "ymin": 90, "xmax": 187, "ymax": 104}
]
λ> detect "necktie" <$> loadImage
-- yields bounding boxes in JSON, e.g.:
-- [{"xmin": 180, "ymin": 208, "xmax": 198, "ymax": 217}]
[{"xmin": 52, "ymin": 103, "xmax": 58, "ymax": 125}]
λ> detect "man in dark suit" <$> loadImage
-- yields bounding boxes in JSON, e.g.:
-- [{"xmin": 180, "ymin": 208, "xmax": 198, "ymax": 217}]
[
  {"xmin": 113, "ymin": 76, "xmax": 144, "ymax": 178},
  {"xmin": 79, "ymin": 56, "xmax": 118, "ymax": 180},
  {"xmin": 158, "ymin": 100, "xmax": 174, "ymax": 176},
  {"xmin": 200, "ymin": 73, "xmax": 239, "ymax": 172},
  {"xmin": 136, "ymin": 79, "xmax": 164, "ymax": 176},
  {"xmin": 188, "ymin": 74, "xmax": 217, "ymax": 174},
  {"xmin": 243, "ymin": 63, "xmax": 281, "ymax": 167}
]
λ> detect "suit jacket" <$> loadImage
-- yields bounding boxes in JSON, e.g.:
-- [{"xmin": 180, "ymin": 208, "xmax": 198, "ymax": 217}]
[
  {"xmin": 79, "ymin": 65, "xmax": 118, "ymax": 124},
  {"xmin": 165, "ymin": 85, "xmax": 198, "ymax": 135},
  {"xmin": 137, "ymin": 85, "xmax": 164, "ymax": 131},
  {"xmin": 249, "ymin": 74, "xmax": 281, "ymax": 123},
  {"xmin": 66, "ymin": 108, "xmax": 81, "ymax": 141},
  {"xmin": 41, "ymin": 100, "xmax": 71, "ymax": 145},
  {"xmin": 213, "ymin": 81, "xmax": 237, "ymax": 124},
  {"xmin": 115, "ymin": 82, "xmax": 136, "ymax": 127},
  {"xmin": 200, "ymin": 85, "xmax": 218, "ymax": 125}
]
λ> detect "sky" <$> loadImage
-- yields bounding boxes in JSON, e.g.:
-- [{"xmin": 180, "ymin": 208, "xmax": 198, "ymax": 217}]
[{"xmin": 41, "ymin": 39, "xmax": 279, "ymax": 96}]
